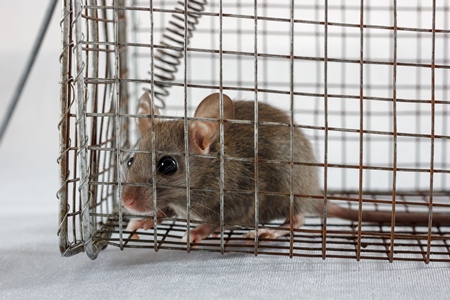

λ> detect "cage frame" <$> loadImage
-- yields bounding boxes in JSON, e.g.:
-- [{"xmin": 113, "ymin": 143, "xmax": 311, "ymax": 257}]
[{"xmin": 57, "ymin": 0, "xmax": 450, "ymax": 262}]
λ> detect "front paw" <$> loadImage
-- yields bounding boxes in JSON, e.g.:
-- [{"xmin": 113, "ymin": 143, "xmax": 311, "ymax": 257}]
[
  {"xmin": 125, "ymin": 219, "xmax": 155, "ymax": 239},
  {"xmin": 181, "ymin": 224, "xmax": 215, "ymax": 244}
]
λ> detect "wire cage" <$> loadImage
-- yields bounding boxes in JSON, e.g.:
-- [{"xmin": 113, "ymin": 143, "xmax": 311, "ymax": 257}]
[{"xmin": 58, "ymin": 0, "xmax": 450, "ymax": 261}]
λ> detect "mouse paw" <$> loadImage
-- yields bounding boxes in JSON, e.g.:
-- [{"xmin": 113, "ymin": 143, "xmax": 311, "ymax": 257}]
[
  {"xmin": 244, "ymin": 229, "xmax": 280, "ymax": 243},
  {"xmin": 181, "ymin": 231, "xmax": 203, "ymax": 244},
  {"xmin": 244, "ymin": 215, "xmax": 304, "ymax": 243},
  {"xmin": 181, "ymin": 224, "xmax": 215, "ymax": 245},
  {"xmin": 125, "ymin": 218, "xmax": 155, "ymax": 240}
]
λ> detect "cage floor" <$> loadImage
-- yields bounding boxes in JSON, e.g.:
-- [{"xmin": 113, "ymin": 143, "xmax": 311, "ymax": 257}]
[{"xmin": 94, "ymin": 192, "xmax": 450, "ymax": 263}]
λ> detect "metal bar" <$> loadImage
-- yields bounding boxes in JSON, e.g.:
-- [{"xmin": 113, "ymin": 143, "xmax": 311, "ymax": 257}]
[
  {"xmin": 149, "ymin": 0, "xmax": 159, "ymax": 254},
  {"xmin": 58, "ymin": 0, "xmax": 73, "ymax": 256},
  {"xmin": 426, "ymin": 0, "xmax": 437, "ymax": 264},
  {"xmin": 87, "ymin": 0, "xmax": 100, "ymax": 237},
  {"xmin": 388, "ymin": 0, "xmax": 398, "ymax": 263},
  {"xmin": 183, "ymin": 0, "xmax": 192, "ymax": 252},
  {"xmin": 219, "ymin": 0, "xmax": 225, "ymax": 255},
  {"xmin": 413, "ymin": 0, "xmax": 422, "ymax": 189},
  {"xmin": 0, "ymin": 0, "xmax": 58, "ymax": 145},
  {"xmin": 86, "ymin": 1, "xmax": 450, "ymax": 12},
  {"xmin": 210, "ymin": 0, "xmax": 216, "ymax": 93},
  {"xmin": 339, "ymin": 0, "xmax": 348, "ymax": 191},
  {"xmin": 363, "ymin": 3, "xmax": 372, "ymax": 191},
  {"xmin": 236, "ymin": 1, "xmax": 242, "ymax": 98},
  {"xmin": 253, "ymin": 0, "xmax": 259, "ymax": 254},
  {"xmin": 321, "ymin": 0, "xmax": 329, "ymax": 260},
  {"xmin": 74, "ymin": 0, "xmax": 98, "ymax": 259},
  {"xmin": 356, "ymin": 0, "xmax": 364, "ymax": 261},
  {"xmin": 82, "ymin": 43, "xmax": 450, "ymax": 70},
  {"xmin": 313, "ymin": 0, "xmax": 320, "ymax": 145},
  {"xmin": 131, "ymin": 0, "xmax": 139, "ymax": 103},
  {"xmin": 82, "ymin": 5, "xmax": 450, "ymax": 34},
  {"xmin": 441, "ymin": 0, "xmax": 449, "ymax": 189},
  {"xmin": 262, "ymin": 0, "xmax": 268, "ymax": 103},
  {"xmin": 288, "ymin": 0, "xmax": 295, "ymax": 259},
  {"xmin": 98, "ymin": 0, "xmax": 112, "ymax": 234},
  {"xmin": 96, "ymin": 0, "xmax": 107, "ymax": 237},
  {"xmin": 113, "ymin": 0, "xmax": 125, "ymax": 253}
]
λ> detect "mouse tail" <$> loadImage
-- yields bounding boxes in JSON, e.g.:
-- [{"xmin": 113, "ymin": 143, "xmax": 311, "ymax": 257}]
[{"xmin": 318, "ymin": 202, "xmax": 450, "ymax": 226}]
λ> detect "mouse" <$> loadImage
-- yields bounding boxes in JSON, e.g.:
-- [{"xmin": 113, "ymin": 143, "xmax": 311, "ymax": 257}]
[{"xmin": 121, "ymin": 92, "xmax": 450, "ymax": 244}]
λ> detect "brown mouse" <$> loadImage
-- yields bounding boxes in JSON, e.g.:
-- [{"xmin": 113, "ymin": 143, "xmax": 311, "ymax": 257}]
[{"xmin": 122, "ymin": 92, "xmax": 450, "ymax": 243}]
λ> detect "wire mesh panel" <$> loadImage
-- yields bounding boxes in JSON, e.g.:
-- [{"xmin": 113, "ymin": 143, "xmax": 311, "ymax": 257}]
[{"xmin": 58, "ymin": 0, "xmax": 450, "ymax": 261}]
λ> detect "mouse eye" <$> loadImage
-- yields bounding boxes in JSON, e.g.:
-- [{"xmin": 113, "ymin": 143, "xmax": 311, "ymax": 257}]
[
  {"xmin": 127, "ymin": 157, "xmax": 134, "ymax": 168},
  {"xmin": 157, "ymin": 156, "xmax": 178, "ymax": 176}
]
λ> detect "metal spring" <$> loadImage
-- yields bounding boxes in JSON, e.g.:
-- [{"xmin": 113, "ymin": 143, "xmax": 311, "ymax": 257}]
[{"xmin": 147, "ymin": 0, "xmax": 208, "ymax": 108}]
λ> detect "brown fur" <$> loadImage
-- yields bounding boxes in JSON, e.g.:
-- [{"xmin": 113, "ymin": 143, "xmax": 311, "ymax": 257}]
[{"xmin": 122, "ymin": 99, "xmax": 321, "ymax": 228}]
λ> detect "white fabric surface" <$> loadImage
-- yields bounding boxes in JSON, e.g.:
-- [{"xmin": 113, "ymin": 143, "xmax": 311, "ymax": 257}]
[
  {"xmin": 0, "ymin": 2, "xmax": 449, "ymax": 300},
  {"xmin": 1, "ymin": 211, "xmax": 450, "ymax": 300}
]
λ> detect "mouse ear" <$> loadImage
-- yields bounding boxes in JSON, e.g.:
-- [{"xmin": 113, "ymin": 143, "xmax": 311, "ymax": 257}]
[
  {"xmin": 136, "ymin": 92, "xmax": 160, "ymax": 136},
  {"xmin": 189, "ymin": 93, "xmax": 235, "ymax": 154}
]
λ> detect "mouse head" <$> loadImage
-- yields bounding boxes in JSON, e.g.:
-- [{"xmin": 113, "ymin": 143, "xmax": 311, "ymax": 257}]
[{"xmin": 122, "ymin": 92, "xmax": 235, "ymax": 214}]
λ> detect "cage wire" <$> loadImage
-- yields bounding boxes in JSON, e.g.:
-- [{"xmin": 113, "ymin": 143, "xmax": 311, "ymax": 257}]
[{"xmin": 58, "ymin": 0, "xmax": 450, "ymax": 261}]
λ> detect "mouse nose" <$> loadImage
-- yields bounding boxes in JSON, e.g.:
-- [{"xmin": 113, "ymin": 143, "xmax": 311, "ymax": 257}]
[{"xmin": 122, "ymin": 195, "xmax": 136, "ymax": 208}]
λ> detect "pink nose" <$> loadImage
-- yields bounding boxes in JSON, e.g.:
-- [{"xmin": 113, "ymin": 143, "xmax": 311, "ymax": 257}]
[{"xmin": 122, "ymin": 196, "xmax": 136, "ymax": 208}]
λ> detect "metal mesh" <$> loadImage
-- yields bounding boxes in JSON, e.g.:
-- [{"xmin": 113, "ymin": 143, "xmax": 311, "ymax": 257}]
[{"xmin": 58, "ymin": 0, "xmax": 450, "ymax": 261}]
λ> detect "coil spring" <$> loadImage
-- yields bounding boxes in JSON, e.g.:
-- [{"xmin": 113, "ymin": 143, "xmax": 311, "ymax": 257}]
[{"xmin": 147, "ymin": 0, "xmax": 208, "ymax": 109}]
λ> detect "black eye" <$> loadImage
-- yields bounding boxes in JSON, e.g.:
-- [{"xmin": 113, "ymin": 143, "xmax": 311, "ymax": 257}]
[
  {"xmin": 127, "ymin": 157, "xmax": 134, "ymax": 168},
  {"xmin": 157, "ymin": 156, "xmax": 178, "ymax": 175}
]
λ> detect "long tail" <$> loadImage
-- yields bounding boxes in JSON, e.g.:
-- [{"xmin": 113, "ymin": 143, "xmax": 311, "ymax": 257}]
[{"xmin": 320, "ymin": 202, "xmax": 450, "ymax": 226}]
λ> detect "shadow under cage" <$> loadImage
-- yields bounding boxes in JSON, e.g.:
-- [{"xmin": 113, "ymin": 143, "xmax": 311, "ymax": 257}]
[{"xmin": 58, "ymin": 0, "xmax": 450, "ymax": 261}]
